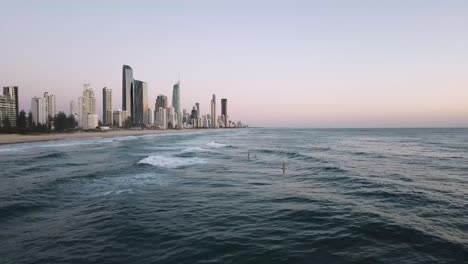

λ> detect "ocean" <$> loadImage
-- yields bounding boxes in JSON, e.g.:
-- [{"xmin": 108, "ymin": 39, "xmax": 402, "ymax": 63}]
[{"xmin": 0, "ymin": 128, "xmax": 467, "ymax": 263}]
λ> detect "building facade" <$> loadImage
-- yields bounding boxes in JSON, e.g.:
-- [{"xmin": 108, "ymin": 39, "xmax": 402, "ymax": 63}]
[
  {"xmin": 31, "ymin": 96, "xmax": 47, "ymax": 125},
  {"xmin": 211, "ymin": 94, "xmax": 216, "ymax": 128},
  {"xmin": 155, "ymin": 95, "xmax": 168, "ymax": 111},
  {"xmin": 132, "ymin": 80, "xmax": 148, "ymax": 125},
  {"xmin": 113, "ymin": 110, "xmax": 127, "ymax": 127},
  {"xmin": 0, "ymin": 86, "xmax": 18, "ymax": 127},
  {"xmin": 43, "ymin": 92, "xmax": 56, "ymax": 124},
  {"xmin": 78, "ymin": 84, "xmax": 96, "ymax": 129},
  {"xmin": 102, "ymin": 87, "xmax": 112, "ymax": 126},
  {"xmin": 122, "ymin": 65, "xmax": 133, "ymax": 117},
  {"xmin": 172, "ymin": 82, "xmax": 181, "ymax": 128},
  {"xmin": 221, "ymin": 98, "xmax": 228, "ymax": 127}
]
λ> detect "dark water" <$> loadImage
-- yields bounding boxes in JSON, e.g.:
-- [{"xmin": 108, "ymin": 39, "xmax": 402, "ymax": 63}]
[{"xmin": 0, "ymin": 128, "xmax": 467, "ymax": 263}]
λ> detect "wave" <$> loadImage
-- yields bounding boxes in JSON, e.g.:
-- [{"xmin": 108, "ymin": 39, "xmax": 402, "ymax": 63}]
[
  {"xmin": 138, "ymin": 155, "xmax": 207, "ymax": 169},
  {"xmin": 206, "ymin": 141, "xmax": 228, "ymax": 148},
  {"xmin": 181, "ymin": 147, "xmax": 213, "ymax": 153}
]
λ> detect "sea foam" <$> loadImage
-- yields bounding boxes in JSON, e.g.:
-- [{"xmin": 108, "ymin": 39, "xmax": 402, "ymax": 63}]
[
  {"xmin": 138, "ymin": 155, "xmax": 207, "ymax": 168},
  {"xmin": 206, "ymin": 142, "xmax": 228, "ymax": 148},
  {"xmin": 181, "ymin": 147, "xmax": 213, "ymax": 153}
]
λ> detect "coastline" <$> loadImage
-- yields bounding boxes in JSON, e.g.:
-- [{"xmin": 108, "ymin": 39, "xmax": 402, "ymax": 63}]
[{"xmin": 0, "ymin": 129, "xmax": 210, "ymax": 145}]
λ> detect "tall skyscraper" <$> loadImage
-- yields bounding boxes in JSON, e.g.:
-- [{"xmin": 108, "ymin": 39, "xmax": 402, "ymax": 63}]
[
  {"xmin": 43, "ymin": 92, "xmax": 56, "ymax": 124},
  {"xmin": 102, "ymin": 87, "xmax": 112, "ymax": 126},
  {"xmin": 172, "ymin": 81, "xmax": 180, "ymax": 114},
  {"xmin": 31, "ymin": 97, "xmax": 47, "ymax": 125},
  {"xmin": 221, "ymin": 98, "xmax": 228, "ymax": 127},
  {"xmin": 132, "ymin": 80, "xmax": 148, "ymax": 125},
  {"xmin": 211, "ymin": 94, "xmax": 216, "ymax": 128},
  {"xmin": 122, "ymin": 65, "xmax": 133, "ymax": 116},
  {"xmin": 1, "ymin": 86, "xmax": 18, "ymax": 127},
  {"xmin": 195, "ymin": 103, "xmax": 200, "ymax": 117},
  {"xmin": 172, "ymin": 82, "xmax": 181, "ymax": 128},
  {"xmin": 78, "ymin": 84, "xmax": 97, "ymax": 129}
]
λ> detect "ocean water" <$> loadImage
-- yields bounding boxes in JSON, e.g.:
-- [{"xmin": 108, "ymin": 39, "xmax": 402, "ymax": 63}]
[{"xmin": 0, "ymin": 128, "xmax": 467, "ymax": 263}]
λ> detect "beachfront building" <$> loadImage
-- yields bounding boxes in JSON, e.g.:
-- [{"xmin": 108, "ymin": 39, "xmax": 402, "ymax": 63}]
[
  {"xmin": 167, "ymin": 106, "xmax": 175, "ymax": 128},
  {"xmin": 132, "ymin": 80, "xmax": 148, "ymax": 125},
  {"xmin": 221, "ymin": 98, "xmax": 228, "ymax": 128},
  {"xmin": 155, "ymin": 107, "xmax": 167, "ymax": 130},
  {"xmin": 172, "ymin": 82, "xmax": 181, "ymax": 128},
  {"xmin": 43, "ymin": 92, "xmax": 56, "ymax": 124},
  {"xmin": 122, "ymin": 65, "xmax": 133, "ymax": 118},
  {"xmin": 31, "ymin": 96, "xmax": 47, "ymax": 125},
  {"xmin": 0, "ymin": 86, "xmax": 18, "ymax": 127},
  {"xmin": 154, "ymin": 94, "xmax": 167, "ymax": 126},
  {"xmin": 190, "ymin": 106, "xmax": 198, "ymax": 127},
  {"xmin": 211, "ymin": 94, "xmax": 216, "ymax": 128},
  {"xmin": 155, "ymin": 94, "xmax": 168, "ymax": 110},
  {"xmin": 102, "ymin": 87, "xmax": 113, "ymax": 126},
  {"xmin": 84, "ymin": 113, "xmax": 99, "ymax": 130},
  {"xmin": 113, "ymin": 110, "xmax": 127, "ymax": 128},
  {"xmin": 147, "ymin": 108, "xmax": 154, "ymax": 125},
  {"xmin": 78, "ymin": 84, "xmax": 96, "ymax": 129}
]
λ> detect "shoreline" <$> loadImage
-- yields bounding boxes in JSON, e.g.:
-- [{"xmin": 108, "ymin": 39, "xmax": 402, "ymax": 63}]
[{"xmin": 0, "ymin": 129, "xmax": 219, "ymax": 145}]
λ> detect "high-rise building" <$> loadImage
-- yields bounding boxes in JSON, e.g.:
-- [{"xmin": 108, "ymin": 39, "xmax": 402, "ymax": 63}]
[
  {"xmin": 155, "ymin": 95, "xmax": 168, "ymax": 110},
  {"xmin": 155, "ymin": 107, "xmax": 167, "ymax": 129},
  {"xmin": 221, "ymin": 98, "xmax": 228, "ymax": 127},
  {"xmin": 102, "ymin": 87, "xmax": 112, "ymax": 126},
  {"xmin": 31, "ymin": 96, "xmax": 47, "ymax": 125},
  {"xmin": 147, "ymin": 108, "xmax": 154, "ymax": 125},
  {"xmin": 172, "ymin": 82, "xmax": 181, "ymax": 128},
  {"xmin": 78, "ymin": 84, "xmax": 97, "ymax": 129},
  {"xmin": 113, "ymin": 110, "xmax": 127, "ymax": 127},
  {"xmin": 172, "ymin": 82, "xmax": 180, "ymax": 114},
  {"xmin": 190, "ymin": 106, "xmax": 198, "ymax": 127},
  {"xmin": 43, "ymin": 92, "xmax": 56, "ymax": 124},
  {"xmin": 211, "ymin": 94, "xmax": 216, "ymax": 128},
  {"xmin": 195, "ymin": 103, "xmax": 200, "ymax": 117},
  {"xmin": 122, "ymin": 65, "xmax": 133, "ymax": 117},
  {"xmin": 1, "ymin": 86, "xmax": 18, "ymax": 127},
  {"xmin": 166, "ymin": 106, "xmax": 175, "ymax": 128},
  {"xmin": 132, "ymin": 80, "xmax": 148, "ymax": 125}
]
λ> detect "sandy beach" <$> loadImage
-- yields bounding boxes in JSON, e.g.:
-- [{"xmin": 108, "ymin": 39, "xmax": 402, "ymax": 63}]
[{"xmin": 0, "ymin": 129, "xmax": 204, "ymax": 145}]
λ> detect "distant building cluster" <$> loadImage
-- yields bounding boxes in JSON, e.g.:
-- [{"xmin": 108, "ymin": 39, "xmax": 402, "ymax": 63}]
[{"xmin": 0, "ymin": 64, "xmax": 247, "ymax": 132}]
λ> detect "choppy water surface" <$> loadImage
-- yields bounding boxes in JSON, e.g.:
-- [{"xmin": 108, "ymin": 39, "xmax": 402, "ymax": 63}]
[{"xmin": 0, "ymin": 128, "xmax": 467, "ymax": 263}]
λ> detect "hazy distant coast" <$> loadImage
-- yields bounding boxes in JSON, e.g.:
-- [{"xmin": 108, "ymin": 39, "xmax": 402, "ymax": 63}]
[{"xmin": 0, "ymin": 129, "xmax": 210, "ymax": 145}]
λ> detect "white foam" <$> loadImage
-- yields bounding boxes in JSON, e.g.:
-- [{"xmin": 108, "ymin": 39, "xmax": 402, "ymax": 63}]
[
  {"xmin": 113, "ymin": 136, "xmax": 138, "ymax": 141},
  {"xmin": 138, "ymin": 155, "xmax": 207, "ymax": 168},
  {"xmin": 207, "ymin": 141, "xmax": 228, "ymax": 148},
  {"xmin": 181, "ymin": 147, "xmax": 213, "ymax": 153}
]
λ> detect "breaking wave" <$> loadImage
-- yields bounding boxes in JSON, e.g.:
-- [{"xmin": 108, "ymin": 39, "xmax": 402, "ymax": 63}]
[
  {"xmin": 206, "ymin": 142, "xmax": 228, "ymax": 148},
  {"xmin": 181, "ymin": 147, "xmax": 213, "ymax": 153},
  {"xmin": 138, "ymin": 155, "xmax": 207, "ymax": 168}
]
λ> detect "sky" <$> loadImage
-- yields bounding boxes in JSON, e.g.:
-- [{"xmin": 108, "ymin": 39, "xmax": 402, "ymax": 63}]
[{"xmin": 1, "ymin": 0, "xmax": 467, "ymax": 127}]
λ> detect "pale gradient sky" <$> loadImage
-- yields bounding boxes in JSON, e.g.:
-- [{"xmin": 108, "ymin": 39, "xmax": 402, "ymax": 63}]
[{"xmin": 1, "ymin": 0, "xmax": 467, "ymax": 127}]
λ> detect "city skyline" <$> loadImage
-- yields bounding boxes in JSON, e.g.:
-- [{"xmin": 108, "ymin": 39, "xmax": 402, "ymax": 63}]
[{"xmin": 1, "ymin": 1, "xmax": 468, "ymax": 127}]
